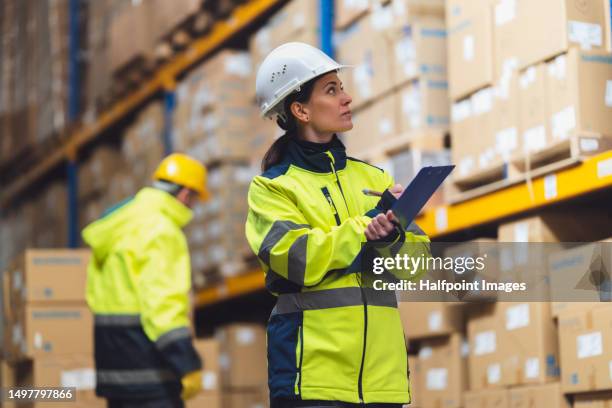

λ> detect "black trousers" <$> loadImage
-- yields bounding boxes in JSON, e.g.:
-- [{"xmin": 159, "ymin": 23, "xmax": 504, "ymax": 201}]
[
  {"xmin": 272, "ymin": 400, "xmax": 403, "ymax": 408},
  {"xmin": 106, "ymin": 397, "xmax": 184, "ymax": 408}
]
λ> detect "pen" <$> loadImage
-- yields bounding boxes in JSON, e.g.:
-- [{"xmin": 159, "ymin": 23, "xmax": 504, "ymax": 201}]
[{"xmin": 362, "ymin": 189, "xmax": 383, "ymax": 197}]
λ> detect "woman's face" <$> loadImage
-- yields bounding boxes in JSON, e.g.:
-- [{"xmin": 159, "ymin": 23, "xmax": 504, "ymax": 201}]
[{"xmin": 297, "ymin": 72, "xmax": 353, "ymax": 134}]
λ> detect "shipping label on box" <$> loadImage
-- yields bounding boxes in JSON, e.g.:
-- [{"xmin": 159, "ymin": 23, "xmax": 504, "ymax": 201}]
[
  {"xmin": 519, "ymin": 0, "xmax": 611, "ymax": 69},
  {"xmin": 389, "ymin": 18, "xmax": 447, "ymax": 89},
  {"xmin": 21, "ymin": 305, "xmax": 93, "ymax": 359},
  {"xmin": 558, "ymin": 305, "xmax": 612, "ymax": 393}
]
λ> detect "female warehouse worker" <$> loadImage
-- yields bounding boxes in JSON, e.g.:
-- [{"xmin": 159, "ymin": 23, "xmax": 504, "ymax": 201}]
[{"xmin": 245, "ymin": 42, "xmax": 430, "ymax": 408}]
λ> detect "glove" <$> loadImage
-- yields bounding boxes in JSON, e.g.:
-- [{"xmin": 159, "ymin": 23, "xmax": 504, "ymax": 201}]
[{"xmin": 181, "ymin": 370, "xmax": 203, "ymax": 401}]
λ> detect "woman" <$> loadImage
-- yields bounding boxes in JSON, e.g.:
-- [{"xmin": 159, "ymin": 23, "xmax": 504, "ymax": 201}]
[{"xmin": 245, "ymin": 42, "xmax": 430, "ymax": 408}]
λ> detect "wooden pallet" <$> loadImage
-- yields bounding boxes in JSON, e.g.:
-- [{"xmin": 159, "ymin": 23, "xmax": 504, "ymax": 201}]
[
  {"xmin": 110, "ymin": 9, "xmax": 215, "ymax": 102},
  {"xmin": 447, "ymin": 134, "xmax": 612, "ymax": 203}
]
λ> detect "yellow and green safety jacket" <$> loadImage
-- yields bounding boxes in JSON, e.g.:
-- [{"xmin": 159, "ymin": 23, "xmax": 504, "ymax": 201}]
[
  {"xmin": 245, "ymin": 135, "xmax": 430, "ymax": 406},
  {"xmin": 82, "ymin": 187, "xmax": 201, "ymax": 400}
]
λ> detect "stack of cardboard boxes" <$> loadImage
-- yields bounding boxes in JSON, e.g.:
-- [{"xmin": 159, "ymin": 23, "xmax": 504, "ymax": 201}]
[
  {"xmin": 186, "ymin": 163, "xmax": 257, "ymax": 290},
  {"xmin": 333, "ymin": 0, "xmax": 451, "ymax": 211},
  {"xmin": 448, "ymin": 0, "xmax": 612, "ymax": 200},
  {"xmin": 0, "ymin": 249, "xmax": 103, "ymax": 407},
  {"xmin": 173, "ymin": 49, "xmax": 260, "ymax": 287},
  {"xmin": 187, "ymin": 323, "xmax": 269, "ymax": 408},
  {"xmin": 0, "ymin": 0, "xmax": 73, "ymax": 166},
  {"xmin": 174, "ymin": 50, "xmax": 256, "ymax": 165},
  {"xmin": 394, "ymin": 207, "xmax": 612, "ymax": 407},
  {"xmin": 399, "ymin": 302, "xmax": 468, "ymax": 408},
  {"xmin": 0, "ymin": 180, "xmax": 72, "ymax": 267}
]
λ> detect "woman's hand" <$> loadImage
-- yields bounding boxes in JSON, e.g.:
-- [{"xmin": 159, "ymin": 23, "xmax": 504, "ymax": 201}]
[
  {"xmin": 389, "ymin": 183, "xmax": 403, "ymax": 199},
  {"xmin": 365, "ymin": 210, "xmax": 398, "ymax": 241}
]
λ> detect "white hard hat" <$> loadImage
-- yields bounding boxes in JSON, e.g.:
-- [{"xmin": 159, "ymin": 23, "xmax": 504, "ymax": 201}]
[{"xmin": 255, "ymin": 42, "xmax": 349, "ymax": 120}]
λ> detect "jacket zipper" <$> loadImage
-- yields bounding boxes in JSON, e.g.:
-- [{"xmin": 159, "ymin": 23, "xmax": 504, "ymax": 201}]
[
  {"xmin": 295, "ymin": 324, "xmax": 304, "ymax": 397},
  {"xmin": 325, "ymin": 151, "xmax": 366, "ymax": 403},
  {"xmin": 325, "ymin": 151, "xmax": 350, "ymax": 217},
  {"xmin": 321, "ymin": 187, "xmax": 341, "ymax": 226},
  {"xmin": 358, "ymin": 286, "xmax": 368, "ymax": 404}
]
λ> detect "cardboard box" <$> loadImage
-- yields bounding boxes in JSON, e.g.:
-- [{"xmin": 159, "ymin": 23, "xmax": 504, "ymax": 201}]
[
  {"xmin": 7, "ymin": 354, "xmax": 103, "ymax": 408},
  {"xmin": 399, "ymin": 302, "xmax": 464, "ymax": 340},
  {"xmin": 10, "ymin": 305, "xmax": 93, "ymax": 360},
  {"xmin": 397, "ymin": 78, "xmax": 450, "ymax": 134},
  {"xmin": 408, "ymin": 355, "xmax": 421, "ymax": 407},
  {"xmin": 193, "ymin": 338, "xmax": 221, "ymax": 393},
  {"xmin": 79, "ymin": 146, "xmax": 124, "ymax": 200},
  {"xmin": 336, "ymin": 6, "xmax": 395, "ymax": 109},
  {"xmin": 548, "ymin": 242, "xmax": 612, "ymax": 306},
  {"xmin": 467, "ymin": 303, "xmax": 504, "ymax": 390},
  {"xmin": 216, "ymin": 324, "xmax": 267, "ymax": 388},
  {"xmin": 517, "ymin": 0, "xmax": 611, "ymax": 69},
  {"xmin": 268, "ymin": 0, "xmax": 318, "ymax": 43},
  {"xmin": 518, "ymin": 63, "xmax": 550, "ymax": 154},
  {"xmin": 149, "ymin": 0, "xmax": 202, "ymax": 37},
  {"xmin": 451, "ymin": 87, "xmax": 497, "ymax": 179},
  {"xmin": 186, "ymin": 392, "xmax": 222, "ymax": 408},
  {"xmin": 418, "ymin": 333, "xmax": 468, "ymax": 408},
  {"xmin": 388, "ymin": 18, "xmax": 447, "ymax": 89},
  {"xmin": 498, "ymin": 212, "xmax": 612, "ymax": 242},
  {"xmin": 186, "ymin": 338, "xmax": 223, "ymax": 408},
  {"xmin": 496, "ymin": 302, "xmax": 559, "ymax": 386},
  {"xmin": 222, "ymin": 388, "xmax": 269, "ymax": 408},
  {"xmin": 108, "ymin": 1, "xmax": 154, "ymax": 72},
  {"xmin": 558, "ymin": 305, "xmax": 612, "ymax": 393},
  {"xmin": 8, "ymin": 249, "xmax": 90, "ymax": 304},
  {"xmin": 443, "ymin": 239, "xmax": 501, "ymax": 301},
  {"xmin": 391, "ymin": 0, "xmax": 446, "ymax": 20},
  {"xmin": 508, "ymin": 383, "xmax": 570, "ymax": 408},
  {"xmin": 463, "ymin": 388, "xmax": 510, "ymax": 408},
  {"xmin": 551, "ymin": 303, "xmax": 606, "ymax": 320},
  {"xmin": 546, "ymin": 49, "xmax": 612, "ymax": 144},
  {"xmin": 450, "ymin": 98, "xmax": 477, "ymax": 178},
  {"xmin": 493, "ymin": 72, "xmax": 521, "ymax": 160},
  {"xmin": 345, "ymin": 92, "xmax": 399, "ymax": 156},
  {"xmin": 492, "ymin": 0, "xmax": 522, "ymax": 80},
  {"xmin": 574, "ymin": 392, "xmax": 612, "ymax": 408},
  {"xmin": 335, "ymin": 0, "xmax": 371, "ymax": 29},
  {"xmin": 446, "ymin": 0, "xmax": 495, "ymax": 100}
]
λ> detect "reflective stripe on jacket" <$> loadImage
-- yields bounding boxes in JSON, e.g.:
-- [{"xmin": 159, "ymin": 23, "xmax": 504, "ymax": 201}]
[
  {"xmin": 82, "ymin": 188, "xmax": 202, "ymax": 399},
  {"xmin": 245, "ymin": 136, "xmax": 430, "ymax": 405}
]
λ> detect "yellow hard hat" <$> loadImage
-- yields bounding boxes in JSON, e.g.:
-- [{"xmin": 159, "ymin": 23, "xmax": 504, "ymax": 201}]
[{"xmin": 153, "ymin": 153, "xmax": 210, "ymax": 201}]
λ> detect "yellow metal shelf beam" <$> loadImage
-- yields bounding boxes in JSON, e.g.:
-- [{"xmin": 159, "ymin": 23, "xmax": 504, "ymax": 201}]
[
  {"xmin": 415, "ymin": 151, "xmax": 612, "ymax": 238},
  {"xmin": 194, "ymin": 151, "xmax": 612, "ymax": 307},
  {"xmin": 0, "ymin": 0, "xmax": 281, "ymax": 208},
  {"xmin": 194, "ymin": 268, "xmax": 264, "ymax": 307}
]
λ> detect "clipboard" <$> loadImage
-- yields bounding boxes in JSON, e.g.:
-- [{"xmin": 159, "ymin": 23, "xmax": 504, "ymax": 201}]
[{"xmin": 391, "ymin": 165, "xmax": 455, "ymax": 230}]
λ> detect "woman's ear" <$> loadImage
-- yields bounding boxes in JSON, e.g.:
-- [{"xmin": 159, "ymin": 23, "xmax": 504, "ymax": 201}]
[{"xmin": 290, "ymin": 101, "xmax": 310, "ymax": 123}]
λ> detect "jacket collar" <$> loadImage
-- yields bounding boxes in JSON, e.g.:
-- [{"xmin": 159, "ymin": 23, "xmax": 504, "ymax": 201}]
[
  {"xmin": 135, "ymin": 187, "xmax": 193, "ymax": 228},
  {"xmin": 284, "ymin": 134, "xmax": 347, "ymax": 173}
]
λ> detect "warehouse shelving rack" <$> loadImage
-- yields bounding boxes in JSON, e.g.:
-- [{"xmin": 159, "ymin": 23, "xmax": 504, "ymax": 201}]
[
  {"xmin": 0, "ymin": 0, "xmax": 285, "ymax": 236},
  {"xmin": 3, "ymin": 0, "xmax": 612, "ymax": 314}
]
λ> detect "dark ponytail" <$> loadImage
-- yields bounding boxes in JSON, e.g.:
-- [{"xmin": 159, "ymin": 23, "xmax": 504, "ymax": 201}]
[{"xmin": 261, "ymin": 74, "xmax": 323, "ymax": 172}]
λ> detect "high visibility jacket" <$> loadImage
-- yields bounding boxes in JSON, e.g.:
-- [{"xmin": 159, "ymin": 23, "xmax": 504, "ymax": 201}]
[
  {"xmin": 82, "ymin": 187, "xmax": 202, "ymax": 400},
  {"xmin": 245, "ymin": 136, "xmax": 430, "ymax": 405}
]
